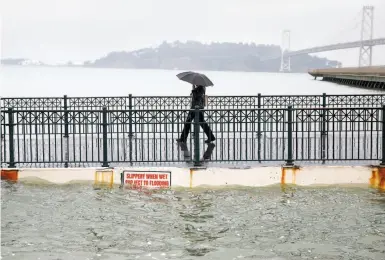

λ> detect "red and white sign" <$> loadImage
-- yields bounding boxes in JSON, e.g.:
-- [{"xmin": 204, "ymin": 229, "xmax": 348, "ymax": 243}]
[{"xmin": 122, "ymin": 171, "xmax": 171, "ymax": 189}]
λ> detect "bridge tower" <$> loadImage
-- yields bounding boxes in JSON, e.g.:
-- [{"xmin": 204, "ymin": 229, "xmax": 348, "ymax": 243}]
[
  {"xmin": 280, "ymin": 30, "xmax": 291, "ymax": 72},
  {"xmin": 358, "ymin": 6, "xmax": 374, "ymax": 67}
]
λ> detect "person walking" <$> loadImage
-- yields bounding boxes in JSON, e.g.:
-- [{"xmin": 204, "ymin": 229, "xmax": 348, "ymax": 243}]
[{"xmin": 177, "ymin": 84, "xmax": 216, "ymax": 144}]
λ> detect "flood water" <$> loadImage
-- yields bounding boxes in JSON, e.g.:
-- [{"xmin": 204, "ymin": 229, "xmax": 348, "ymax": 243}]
[{"xmin": 2, "ymin": 182, "xmax": 385, "ymax": 260}]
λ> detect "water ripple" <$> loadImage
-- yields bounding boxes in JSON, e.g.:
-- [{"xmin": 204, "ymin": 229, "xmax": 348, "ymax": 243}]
[{"xmin": 2, "ymin": 182, "xmax": 385, "ymax": 259}]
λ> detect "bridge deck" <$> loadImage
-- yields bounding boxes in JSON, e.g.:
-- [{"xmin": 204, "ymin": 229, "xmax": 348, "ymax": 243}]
[{"xmin": 261, "ymin": 38, "xmax": 385, "ymax": 61}]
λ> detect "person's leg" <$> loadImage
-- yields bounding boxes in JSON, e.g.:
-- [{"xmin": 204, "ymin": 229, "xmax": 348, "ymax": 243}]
[
  {"xmin": 179, "ymin": 111, "xmax": 195, "ymax": 142},
  {"xmin": 198, "ymin": 111, "xmax": 215, "ymax": 142}
]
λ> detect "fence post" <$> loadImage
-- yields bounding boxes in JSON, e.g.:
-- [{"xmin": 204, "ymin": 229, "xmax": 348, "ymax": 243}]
[
  {"xmin": 321, "ymin": 93, "xmax": 327, "ymax": 163},
  {"xmin": 102, "ymin": 107, "xmax": 109, "ymax": 167},
  {"xmin": 193, "ymin": 106, "xmax": 201, "ymax": 166},
  {"xmin": 257, "ymin": 93, "xmax": 261, "ymax": 162},
  {"xmin": 322, "ymin": 93, "xmax": 327, "ymax": 108},
  {"xmin": 7, "ymin": 108, "xmax": 15, "ymax": 168},
  {"xmin": 63, "ymin": 95, "xmax": 69, "ymax": 168},
  {"xmin": 286, "ymin": 105, "xmax": 294, "ymax": 166},
  {"xmin": 381, "ymin": 105, "xmax": 385, "ymax": 166},
  {"xmin": 128, "ymin": 94, "xmax": 133, "ymax": 166}
]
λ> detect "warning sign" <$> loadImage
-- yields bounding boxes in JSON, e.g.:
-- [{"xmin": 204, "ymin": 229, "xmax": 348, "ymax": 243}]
[{"xmin": 122, "ymin": 171, "xmax": 171, "ymax": 189}]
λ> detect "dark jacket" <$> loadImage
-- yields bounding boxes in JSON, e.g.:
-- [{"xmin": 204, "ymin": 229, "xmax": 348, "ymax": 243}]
[{"xmin": 191, "ymin": 85, "xmax": 206, "ymax": 108}]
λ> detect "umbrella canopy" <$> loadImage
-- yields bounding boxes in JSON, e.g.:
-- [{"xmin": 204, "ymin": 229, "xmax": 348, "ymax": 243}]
[{"xmin": 176, "ymin": 71, "xmax": 214, "ymax": 87}]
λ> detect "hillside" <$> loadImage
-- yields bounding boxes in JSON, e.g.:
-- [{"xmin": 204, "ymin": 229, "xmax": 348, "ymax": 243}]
[
  {"xmin": 1, "ymin": 58, "xmax": 45, "ymax": 66},
  {"xmin": 88, "ymin": 41, "xmax": 341, "ymax": 72}
]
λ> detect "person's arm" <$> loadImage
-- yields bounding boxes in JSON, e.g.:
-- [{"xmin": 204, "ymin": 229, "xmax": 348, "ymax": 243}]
[{"xmin": 191, "ymin": 85, "xmax": 199, "ymax": 95}]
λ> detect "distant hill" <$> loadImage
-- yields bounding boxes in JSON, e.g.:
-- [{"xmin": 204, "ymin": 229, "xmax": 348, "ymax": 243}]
[
  {"xmin": 1, "ymin": 58, "xmax": 45, "ymax": 66},
  {"xmin": 87, "ymin": 41, "xmax": 341, "ymax": 72}
]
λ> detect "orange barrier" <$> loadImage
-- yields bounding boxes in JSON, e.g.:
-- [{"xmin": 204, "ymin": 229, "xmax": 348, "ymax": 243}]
[{"xmin": 1, "ymin": 169, "xmax": 19, "ymax": 182}]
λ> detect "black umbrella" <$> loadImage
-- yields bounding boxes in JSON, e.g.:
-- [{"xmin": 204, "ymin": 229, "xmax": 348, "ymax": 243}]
[{"xmin": 176, "ymin": 71, "xmax": 214, "ymax": 87}]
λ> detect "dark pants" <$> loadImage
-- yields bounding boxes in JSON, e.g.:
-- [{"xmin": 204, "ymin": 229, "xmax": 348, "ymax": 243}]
[{"xmin": 179, "ymin": 111, "xmax": 215, "ymax": 142}]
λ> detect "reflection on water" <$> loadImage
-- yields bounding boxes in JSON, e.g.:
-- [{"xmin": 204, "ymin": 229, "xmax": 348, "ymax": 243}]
[
  {"xmin": 1, "ymin": 182, "xmax": 385, "ymax": 259},
  {"xmin": 177, "ymin": 192, "xmax": 217, "ymax": 256}
]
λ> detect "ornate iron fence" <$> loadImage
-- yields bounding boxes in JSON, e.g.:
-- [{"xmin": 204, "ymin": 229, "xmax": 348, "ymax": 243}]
[
  {"xmin": 1, "ymin": 105, "xmax": 384, "ymax": 168},
  {"xmin": 1, "ymin": 93, "xmax": 385, "ymax": 111}
]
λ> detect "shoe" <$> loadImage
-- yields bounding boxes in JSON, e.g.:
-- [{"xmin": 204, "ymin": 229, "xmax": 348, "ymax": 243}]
[
  {"xmin": 176, "ymin": 138, "xmax": 186, "ymax": 144},
  {"xmin": 205, "ymin": 137, "xmax": 216, "ymax": 144}
]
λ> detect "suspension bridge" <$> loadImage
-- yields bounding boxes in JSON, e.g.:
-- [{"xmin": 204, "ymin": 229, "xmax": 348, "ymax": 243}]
[{"xmin": 262, "ymin": 6, "xmax": 385, "ymax": 72}]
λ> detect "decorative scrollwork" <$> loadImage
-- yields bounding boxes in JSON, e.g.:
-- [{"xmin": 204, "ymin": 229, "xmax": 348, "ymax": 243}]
[
  {"xmin": 262, "ymin": 95, "xmax": 322, "ymax": 108},
  {"xmin": 295, "ymin": 109, "xmax": 323, "ymax": 122},
  {"xmin": 2, "ymin": 98, "xmax": 63, "ymax": 110},
  {"xmin": 327, "ymin": 95, "xmax": 385, "ymax": 107},
  {"xmin": 68, "ymin": 97, "xmax": 128, "ymax": 109},
  {"xmin": 2, "ymin": 94, "xmax": 384, "ymax": 111},
  {"xmin": 133, "ymin": 96, "xmax": 191, "ymax": 108},
  {"xmin": 68, "ymin": 111, "xmax": 100, "ymax": 124}
]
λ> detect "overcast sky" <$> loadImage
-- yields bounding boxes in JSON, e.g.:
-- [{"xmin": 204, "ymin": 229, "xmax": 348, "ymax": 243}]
[{"xmin": 1, "ymin": 0, "xmax": 384, "ymax": 66}]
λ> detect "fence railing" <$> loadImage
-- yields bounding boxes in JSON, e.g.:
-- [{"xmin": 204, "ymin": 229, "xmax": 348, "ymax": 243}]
[
  {"xmin": 1, "ymin": 93, "xmax": 385, "ymax": 111},
  {"xmin": 1, "ymin": 106, "xmax": 384, "ymax": 168}
]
